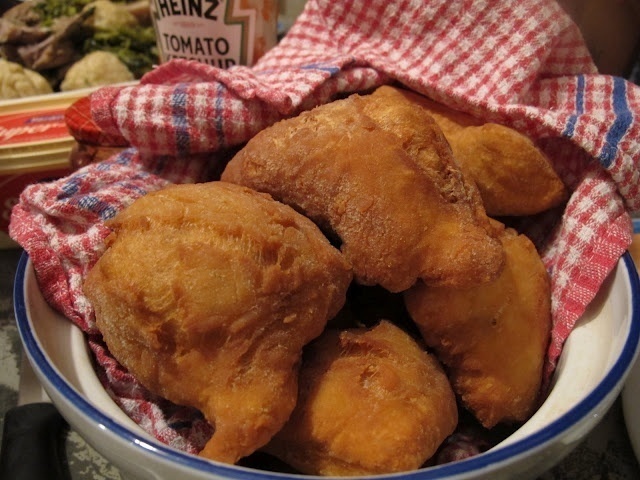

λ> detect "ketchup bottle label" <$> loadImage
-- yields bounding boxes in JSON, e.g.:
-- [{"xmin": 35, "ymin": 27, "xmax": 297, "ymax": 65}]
[{"xmin": 150, "ymin": 0, "xmax": 277, "ymax": 67}]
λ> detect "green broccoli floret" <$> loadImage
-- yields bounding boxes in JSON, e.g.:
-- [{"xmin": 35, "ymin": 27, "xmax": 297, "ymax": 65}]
[
  {"xmin": 83, "ymin": 26, "xmax": 158, "ymax": 78},
  {"xmin": 34, "ymin": 0, "xmax": 94, "ymax": 26}
]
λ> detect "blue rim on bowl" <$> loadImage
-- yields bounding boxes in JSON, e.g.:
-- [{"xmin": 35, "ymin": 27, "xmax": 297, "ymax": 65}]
[{"xmin": 13, "ymin": 250, "xmax": 640, "ymax": 479}]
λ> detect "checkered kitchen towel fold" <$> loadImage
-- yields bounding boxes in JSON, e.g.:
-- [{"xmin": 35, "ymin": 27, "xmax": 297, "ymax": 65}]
[{"xmin": 9, "ymin": 0, "xmax": 640, "ymax": 457}]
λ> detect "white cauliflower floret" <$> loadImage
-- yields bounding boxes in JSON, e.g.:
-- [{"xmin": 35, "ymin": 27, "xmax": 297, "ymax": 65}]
[
  {"xmin": 0, "ymin": 58, "xmax": 53, "ymax": 99},
  {"xmin": 84, "ymin": 0, "xmax": 139, "ymax": 30},
  {"xmin": 60, "ymin": 51, "xmax": 134, "ymax": 91}
]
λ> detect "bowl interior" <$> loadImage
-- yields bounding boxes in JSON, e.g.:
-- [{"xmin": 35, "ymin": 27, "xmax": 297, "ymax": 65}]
[{"xmin": 13, "ymin": 252, "xmax": 640, "ymax": 479}]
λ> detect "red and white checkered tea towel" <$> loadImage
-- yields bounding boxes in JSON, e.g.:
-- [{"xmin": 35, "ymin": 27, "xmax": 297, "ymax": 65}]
[{"xmin": 9, "ymin": 0, "xmax": 640, "ymax": 457}]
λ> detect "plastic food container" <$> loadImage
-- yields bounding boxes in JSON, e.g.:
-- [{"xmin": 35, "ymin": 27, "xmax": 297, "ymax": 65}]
[{"xmin": 0, "ymin": 91, "xmax": 94, "ymax": 248}]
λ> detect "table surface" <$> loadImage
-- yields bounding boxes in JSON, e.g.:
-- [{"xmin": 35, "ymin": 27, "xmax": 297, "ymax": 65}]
[{"xmin": 1, "ymin": 247, "xmax": 640, "ymax": 479}]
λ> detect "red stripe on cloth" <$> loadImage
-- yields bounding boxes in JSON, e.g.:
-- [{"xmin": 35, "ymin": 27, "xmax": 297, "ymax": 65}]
[{"xmin": 543, "ymin": 164, "xmax": 632, "ymax": 384}]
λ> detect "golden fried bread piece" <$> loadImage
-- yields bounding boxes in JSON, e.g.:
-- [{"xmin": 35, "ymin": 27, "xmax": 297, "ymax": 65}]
[
  {"xmin": 404, "ymin": 221, "xmax": 551, "ymax": 428},
  {"xmin": 84, "ymin": 181, "xmax": 352, "ymax": 464},
  {"xmin": 222, "ymin": 93, "xmax": 504, "ymax": 292},
  {"xmin": 371, "ymin": 86, "xmax": 568, "ymax": 216},
  {"xmin": 264, "ymin": 321, "xmax": 458, "ymax": 476},
  {"xmin": 359, "ymin": 89, "xmax": 492, "ymax": 231}
]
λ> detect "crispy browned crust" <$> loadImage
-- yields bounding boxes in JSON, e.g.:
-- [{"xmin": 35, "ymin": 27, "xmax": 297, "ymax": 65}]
[
  {"xmin": 371, "ymin": 85, "xmax": 568, "ymax": 216},
  {"xmin": 404, "ymin": 221, "xmax": 552, "ymax": 428},
  {"xmin": 84, "ymin": 181, "xmax": 352, "ymax": 464},
  {"xmin": 222, "ymin": 93, "xmax": 505, "ymax": 292},
  {"xmin": 264, "ymin": 321, "xmax": 458, "ymax": 476}
]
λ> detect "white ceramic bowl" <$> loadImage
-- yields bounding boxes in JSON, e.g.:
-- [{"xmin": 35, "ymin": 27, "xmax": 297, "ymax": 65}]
[
  {"xmin": 13, "ymin": 251, "xmax": 640, "ymax": 480},
  {"xmin": 621, "ymin": 218, "xmax": 640, "ymax": 464}
]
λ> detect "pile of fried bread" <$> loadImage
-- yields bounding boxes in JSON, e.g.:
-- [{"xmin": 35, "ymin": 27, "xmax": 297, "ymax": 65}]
[{"xmin": 83, "ymin": 85, "xmax": 567, "ymax": 476}]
